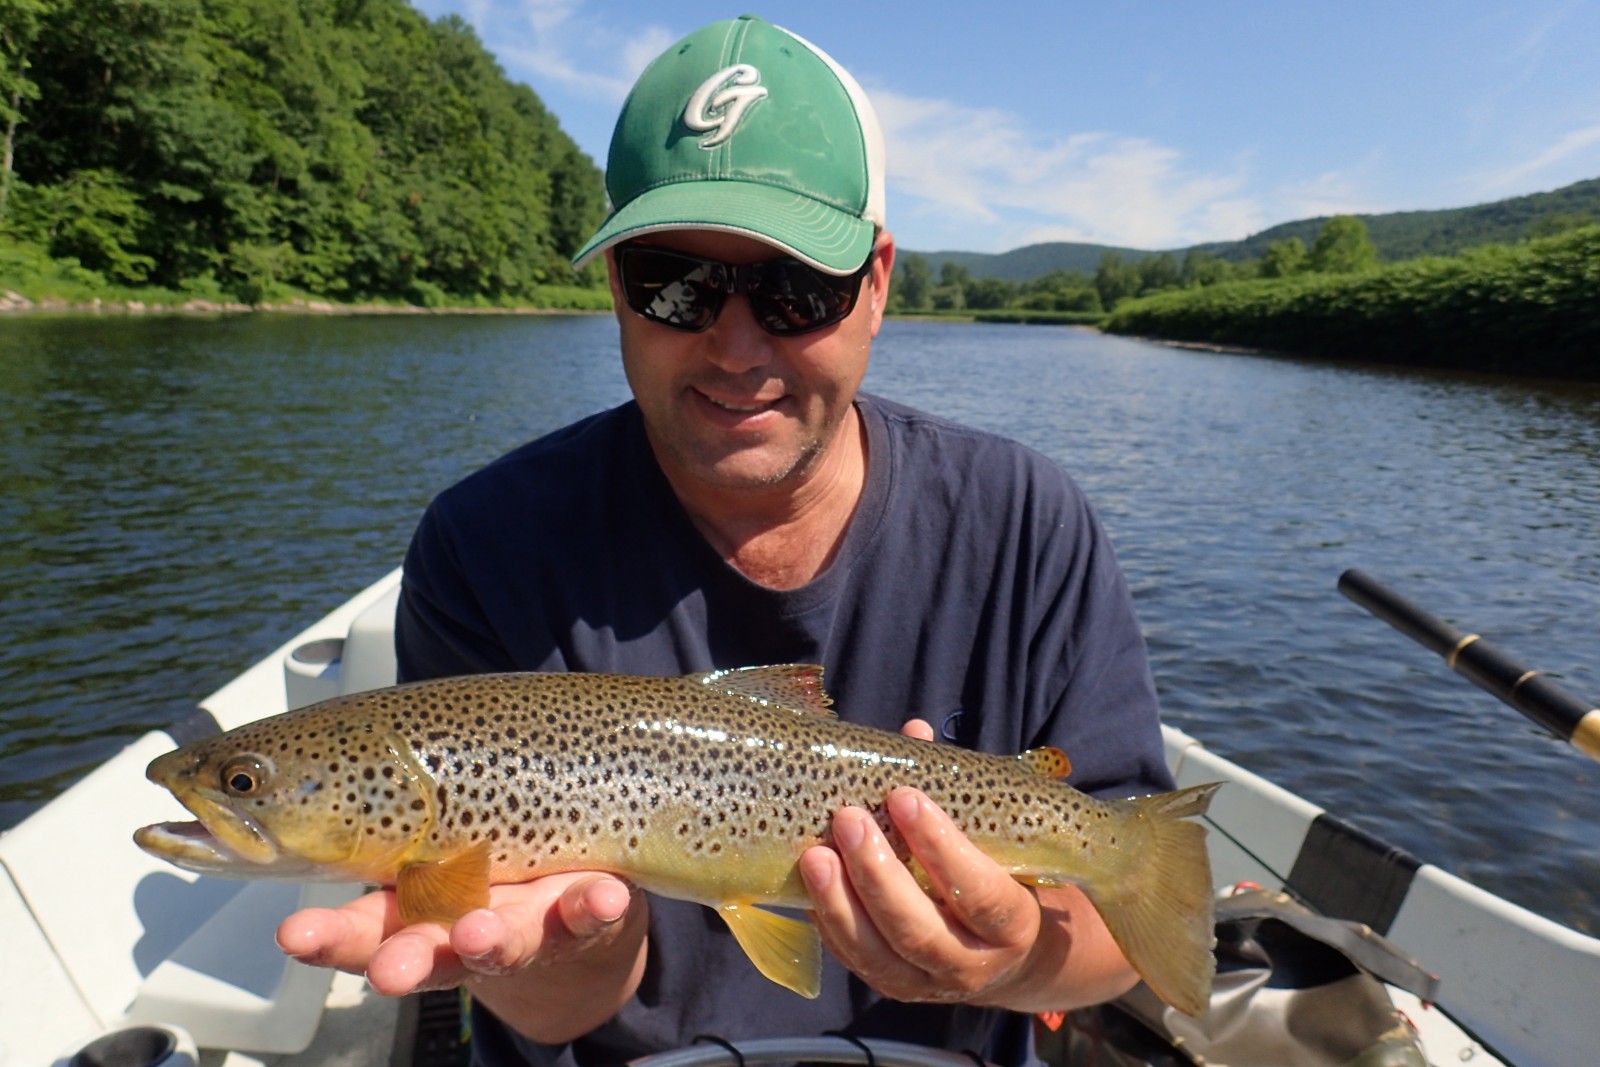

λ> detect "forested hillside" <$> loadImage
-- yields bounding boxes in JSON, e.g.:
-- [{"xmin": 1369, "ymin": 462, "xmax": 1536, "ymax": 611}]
[
  {"xmin": 0, "ymin": 0, "xmax": 607, "ymax": 305},
  {"xmin": 1194, "ymin": 178, "xmax": 1600, "ymax": 263},
  {"xmin": 917, "ymin": 177, "xmax": 1600, "ymax": 282}
]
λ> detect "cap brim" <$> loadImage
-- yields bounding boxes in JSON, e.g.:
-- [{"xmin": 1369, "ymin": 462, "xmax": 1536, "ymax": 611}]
[{"xmin": 572, "ymin": 181, "xmax": 876, "ymax": 275}]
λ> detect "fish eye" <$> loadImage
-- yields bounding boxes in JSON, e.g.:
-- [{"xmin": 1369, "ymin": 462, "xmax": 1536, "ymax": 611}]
[{"xmin": 220, "ymin": 756, "xmax": 270, "ymax": 796}]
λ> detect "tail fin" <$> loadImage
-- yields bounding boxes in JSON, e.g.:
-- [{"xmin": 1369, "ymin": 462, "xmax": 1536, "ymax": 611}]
[{"xmin": 1086, "ymin": 782, "xmax": 1221, "ymax": 1017}]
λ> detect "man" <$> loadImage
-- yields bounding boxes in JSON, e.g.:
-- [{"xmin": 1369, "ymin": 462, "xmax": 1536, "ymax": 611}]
[{"xmin": 277, "ymin": 16, "xmax": 1174, "ymax": 1066}]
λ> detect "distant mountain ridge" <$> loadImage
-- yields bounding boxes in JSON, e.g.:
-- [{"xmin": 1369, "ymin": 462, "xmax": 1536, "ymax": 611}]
[{"xmin": 908, "ymin": 177, "xmax": 1600, "ymax": 283}]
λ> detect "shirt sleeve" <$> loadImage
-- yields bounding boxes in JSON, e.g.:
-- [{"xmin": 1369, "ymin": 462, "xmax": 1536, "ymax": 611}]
[
  {"xmin": 394, "ymin": 496, "xmax": 518, "ymax": 683},
  {"xmin": 1030, "ymin": 461, "xmax": 1174, "ymax": 798}
]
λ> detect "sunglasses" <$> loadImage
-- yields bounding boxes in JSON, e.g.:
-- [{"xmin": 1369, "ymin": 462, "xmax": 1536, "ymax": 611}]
[{"xmin": 614, "ymin": 244, "xmax": 874, "ymax": 336}]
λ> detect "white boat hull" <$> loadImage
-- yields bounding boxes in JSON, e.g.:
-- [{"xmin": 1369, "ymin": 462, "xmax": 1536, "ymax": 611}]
[{"xmin": 3, "ymin": 569, "xmax": 1595, "ymax": 1067}]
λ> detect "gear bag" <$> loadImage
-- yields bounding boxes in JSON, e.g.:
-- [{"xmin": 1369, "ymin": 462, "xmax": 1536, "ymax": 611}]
[{"xmin": 1038, "ymin": 888, "xmax": 1438, "ymax": 1067}]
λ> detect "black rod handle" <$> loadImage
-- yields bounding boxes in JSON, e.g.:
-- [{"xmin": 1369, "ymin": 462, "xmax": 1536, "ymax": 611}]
[{"xmin": 1338, "ymin": 568, "xmax": 1600, "ymax": 764}]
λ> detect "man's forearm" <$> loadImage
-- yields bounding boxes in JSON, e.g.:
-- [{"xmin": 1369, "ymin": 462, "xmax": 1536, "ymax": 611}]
[
  {"xmin": 468, "ymin": 902, "xmax": 651, "ymax": 1045},
  {"xmin": 979, "ymin": 886, "xmax": 1139, "ymax": 1014}
]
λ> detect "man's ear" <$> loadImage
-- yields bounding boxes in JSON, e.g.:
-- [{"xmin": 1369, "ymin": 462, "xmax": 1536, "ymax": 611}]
[{"xmin": 867, "ymin": 231, "xmax": 897, "ymax": 334}]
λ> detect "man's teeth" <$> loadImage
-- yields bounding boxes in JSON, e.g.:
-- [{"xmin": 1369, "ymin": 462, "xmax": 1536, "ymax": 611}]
[{"xmin": 713, "ymin": 399, "xmax": 766, "ymax": 412}]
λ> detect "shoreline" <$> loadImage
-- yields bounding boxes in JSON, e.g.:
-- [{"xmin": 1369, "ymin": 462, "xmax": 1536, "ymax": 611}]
[{"xmin": 0, "ymin": 290, "xmax": 606, "ymax": 316}]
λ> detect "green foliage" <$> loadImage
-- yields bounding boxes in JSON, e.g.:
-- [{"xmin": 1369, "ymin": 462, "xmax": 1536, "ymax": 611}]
[
  {"xmin": 5, "ymin": 0, "xmax": 606, "ymax": 305},
  {"xmin": 1103, "ymin": 225, "xmax": 1600, "ymax": 380},
  {"xmin": 1094, "ymin": 251, "xmax": 1142, "ymax": 310},
  {"xmin": 1308, "ymin": 215, "xmax": 1379, "ymax": 273},
  {"xmin": 905, "ymin": 178, "xmax": 1600, "ymax": 283},
  {"xmin": 10, "ymin": 168, "xmax": 156, "ymax": 281},
  {"xmin": 1259, "ymin": 236, "xmax": 1308, "ymax": 278},
  {"xmin": 893, "ymin": 252, "xmax": 931, "ymax": 310}
]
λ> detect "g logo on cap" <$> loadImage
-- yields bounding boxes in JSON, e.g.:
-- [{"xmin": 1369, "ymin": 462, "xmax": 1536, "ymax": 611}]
[{"xmin": 684, "ymin": 64, "xmax": 768, "ymax": 149}]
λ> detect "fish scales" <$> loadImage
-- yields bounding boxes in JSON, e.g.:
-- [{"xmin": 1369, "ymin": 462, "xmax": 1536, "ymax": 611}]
[
  {"xmin": 384, "ymin": 672, "xmax": 1127, "ymax": 906},
  {"xmin": 136, "ymin": 666, "xmax": 1220, "ymax": 1016}
]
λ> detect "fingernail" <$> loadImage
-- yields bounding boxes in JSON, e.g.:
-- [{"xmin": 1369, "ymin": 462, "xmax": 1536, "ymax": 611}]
[
  {"xmin": 590, "ymin": 882, "xmax": 629, "ymax": 924},
  {"xmin": 800, "ymin": 850, "xmax": 834, "ymax": 893},
  {"xmin": 889, "ymin": 788, "xmax": 921, "ymax": 825},
  {"xmin": 835, "ymin": 809, "xmax": 866, "ymax": 850}
]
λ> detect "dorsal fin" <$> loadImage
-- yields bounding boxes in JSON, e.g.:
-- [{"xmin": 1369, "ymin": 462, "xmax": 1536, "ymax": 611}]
[
  {"xmin": 694, "ymin": 665, "xmax": 835, "ymax": 717},
  {"xmin": 1017, "ymin": 746, "xmax": 1072, "ymax": 779}
]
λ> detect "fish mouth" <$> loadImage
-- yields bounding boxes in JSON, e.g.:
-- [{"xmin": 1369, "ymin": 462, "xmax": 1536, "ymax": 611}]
[{"xmin": 135, "ymin": 786, "xmax": 283, "ymax": 872}]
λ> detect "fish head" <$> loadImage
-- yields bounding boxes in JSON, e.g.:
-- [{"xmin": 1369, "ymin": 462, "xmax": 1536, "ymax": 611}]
[{"xmin": 134, "ymin": 701, "xmax": 434, "ymax": 882}]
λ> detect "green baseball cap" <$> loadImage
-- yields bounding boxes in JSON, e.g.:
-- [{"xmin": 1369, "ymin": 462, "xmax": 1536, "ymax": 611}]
[{"xmin": 571, "ymin": 16, "xmax": 886, "ymax": 276}]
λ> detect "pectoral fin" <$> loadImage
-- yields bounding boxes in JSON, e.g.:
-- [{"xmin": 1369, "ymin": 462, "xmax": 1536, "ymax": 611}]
[
  {"xmin": 396, "ymin": 843, "xmax": 492, "ymax": 926},
  {"xmin": 715, "ymin": 903, "xmax": 822, "ymax": 999}
]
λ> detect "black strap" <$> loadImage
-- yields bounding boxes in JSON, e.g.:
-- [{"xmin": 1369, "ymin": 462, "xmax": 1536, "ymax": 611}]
[
  {"xmin": 690, "ymin": 1035, "xmax": 745, "ymax": 1067},
  {"xmin": 1216, "ymin": 892, "xmax": 1439, "ymax": 1000},
  {"xmin": 822, "ymin": 1032, "xmax": 877, "ymax": 1066}
]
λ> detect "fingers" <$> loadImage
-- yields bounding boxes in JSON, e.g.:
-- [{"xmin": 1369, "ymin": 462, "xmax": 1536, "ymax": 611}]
[
  {"xmin": 801, "ymin": 788, "xmax": 1040, "ymax": 1003},
  {"xmin": 900, "ymin": 718, "xmax": 936, "ymax": 742},
  {"xmin": 889, "ymin": 790, "xmax": 1035, "ymax": 949},
  {"xmin": 276, "ymin": 890, "xmax": 401, "ymax": 974},
  {"xmin": 278, "ymin": 874, "xmax": 640, "ymax": 996}
]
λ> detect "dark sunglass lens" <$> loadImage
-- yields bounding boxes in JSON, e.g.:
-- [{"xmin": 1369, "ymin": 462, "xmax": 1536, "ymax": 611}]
[
  {"xmin": 747, "ymin": 260, "xmax": 862, "ymax": 335},
  {"xmin": 619, "ymin": 249, "xmax": 724, "ymax": 331}
]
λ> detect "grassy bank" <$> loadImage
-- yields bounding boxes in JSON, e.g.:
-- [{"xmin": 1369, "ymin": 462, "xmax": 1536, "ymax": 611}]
[
  {"xmin": 0, "ymin": 239, "xmax": 613, "ymax": 314},
  {"xmin": 1102, "ymin": 226, "xmax": 1600, "ymax": 380},
  {"xmin": 893, "ymin": 308, "xmax": 1107, "ymax": 327}
]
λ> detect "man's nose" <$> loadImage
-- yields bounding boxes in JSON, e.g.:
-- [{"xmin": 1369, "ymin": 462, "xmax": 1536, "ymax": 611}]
[{"xmin": 700, "ymin": 294, "xmax": 779, "ymax": 371}]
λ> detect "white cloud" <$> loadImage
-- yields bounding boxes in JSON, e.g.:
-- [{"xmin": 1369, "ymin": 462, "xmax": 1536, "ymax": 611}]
[
  {"xmin": 458, "ymin": 0, "xmax": 674, "ymax": 104},
  {"xmin": 869, "ymin": 88, "xmax": 1265, "ymax": 250},
  {"xmin": 1273, "ymin": 166, "xmax": 1391, "ymax": 221},
  {"xmin": 1482, "ymin": 123, "xmax": 1600, "ymax": 192}
]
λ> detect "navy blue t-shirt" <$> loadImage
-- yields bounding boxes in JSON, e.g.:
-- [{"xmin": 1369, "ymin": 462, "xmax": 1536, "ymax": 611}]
[{"xmin": 395, "ymin": 394, "xmax": 1173, "ymax": 1067}]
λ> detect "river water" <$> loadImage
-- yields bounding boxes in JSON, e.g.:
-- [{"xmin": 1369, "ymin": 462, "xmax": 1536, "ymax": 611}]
[{"xmin": 3, "ymin": 313, "xmax": 1597, "ymax": 935}]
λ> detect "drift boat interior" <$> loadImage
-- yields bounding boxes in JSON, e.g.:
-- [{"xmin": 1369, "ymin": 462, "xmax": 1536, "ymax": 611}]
[{"xmin": 3, "ymin": 569, "xmax": 1597, "ymax": 1067}]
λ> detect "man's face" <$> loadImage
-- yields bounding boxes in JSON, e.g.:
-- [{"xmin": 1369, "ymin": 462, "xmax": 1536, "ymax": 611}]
[{"xmin": 607, "ymin": 229, "xmax": 895, "ymax": 498}]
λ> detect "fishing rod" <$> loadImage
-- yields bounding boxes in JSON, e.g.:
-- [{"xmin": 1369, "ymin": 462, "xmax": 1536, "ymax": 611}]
[{"xmin": 1338, "ymin": 568, "xmax": 1600, "ymax": 764}]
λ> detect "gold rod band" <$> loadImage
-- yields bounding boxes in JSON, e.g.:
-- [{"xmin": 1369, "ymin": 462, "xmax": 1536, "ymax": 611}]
[
  {"xmin": 1574, "ymin": 709, "xmax": 1600, "ymax": 763},
  {"xmin": 1446, "ymin": 634, "xmax": 1480, "ymax": 671}
]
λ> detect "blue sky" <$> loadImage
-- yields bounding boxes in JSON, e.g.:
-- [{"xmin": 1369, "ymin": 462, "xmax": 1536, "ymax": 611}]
[{"xmin": 409, "ymin": 1, "xmax": 1600, "ymax": 254}]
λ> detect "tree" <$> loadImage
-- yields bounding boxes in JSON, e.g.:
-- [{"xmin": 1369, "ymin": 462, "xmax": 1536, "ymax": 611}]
[
  {"xmin": 964, "ymin": 276, "xmax": 1016, "ymax": 310},
  {"xmin": 1137, "ymin": 252, "xmax": 1181, "ymax": 295},
  {"xmin": 0, "ymin": 0, "xmax": 57, "ymax": 224},
  {"xmin": 6, "ymin": 0, "xmax": 608, "ymax": 302},
  {"xmin": 1309, "ymin": 216, "xmax": 1379, "ymax": 273},
  {"xmin": 939, "ymin": 260, "xmax": 972, "ymax": 289},
  {"xmin": 1094, "ymin": 251, "xmax": 1141, "ymax": 309},
  {"xmin": 1180, "ymin": 249, "xmax": 1229, "ymax": 288},
  {"xmin": 897, "ymin": 252, "xmax": 931, "ymax": 309},
  {"xmin": 1259, "ymin": 236, "xmax": 1308, "ymax": 278}
]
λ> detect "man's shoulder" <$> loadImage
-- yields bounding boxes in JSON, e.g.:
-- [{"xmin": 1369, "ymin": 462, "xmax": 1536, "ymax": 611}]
[
  {"xmin": 861, "ymin": 393, "xmax": 1082, "ymax": 499},
  {"xmin": 436, "ymin": 402, "xmax": 641, "ymax": 510}
]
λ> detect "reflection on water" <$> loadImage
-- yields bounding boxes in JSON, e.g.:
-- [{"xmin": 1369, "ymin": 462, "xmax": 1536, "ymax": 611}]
[{"xmin": 3, "ymin": 314, "xmax": 1597, "ymax": 934}]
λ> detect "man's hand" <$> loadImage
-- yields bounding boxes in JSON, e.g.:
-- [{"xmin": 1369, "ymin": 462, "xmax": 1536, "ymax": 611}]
[
  {"xmin": 797, "ymin": 719, "xmax": 1139, "ymax": 1011},
  {"xmin": 276, "ymin": 872, "xmax": 648, "ymax": 1043}
]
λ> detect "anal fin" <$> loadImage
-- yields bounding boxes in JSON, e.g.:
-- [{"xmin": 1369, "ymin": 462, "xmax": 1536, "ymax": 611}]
[
  {"xmin": 715, "ymin": 903, "xmax": 822, "ymax": 998},
  {"xmin": 397, "ymin": 842, "xmax": 492, "ymax": 926}
]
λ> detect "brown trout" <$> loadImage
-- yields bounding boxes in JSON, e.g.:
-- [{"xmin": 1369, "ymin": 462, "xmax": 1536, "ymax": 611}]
[{"xmin": 135, "ymin": 666, "xmax": 1219, "ymax": 1015}]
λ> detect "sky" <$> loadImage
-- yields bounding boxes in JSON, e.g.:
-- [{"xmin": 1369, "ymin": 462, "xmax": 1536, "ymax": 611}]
[{"xmin": 408, "ymin": 0, "xmax": 1600, "ymax": 254}]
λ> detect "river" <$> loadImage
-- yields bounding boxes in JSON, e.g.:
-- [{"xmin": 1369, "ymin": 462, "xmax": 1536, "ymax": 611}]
[{"xmin": 2, "ymin": 313, "xmax": 1596, "ymax": 936}]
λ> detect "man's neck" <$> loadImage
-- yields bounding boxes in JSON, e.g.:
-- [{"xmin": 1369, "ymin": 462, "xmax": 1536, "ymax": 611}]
[{"xmin": 665, "ymin": 408, "xmax": 868, "ymax": 591}]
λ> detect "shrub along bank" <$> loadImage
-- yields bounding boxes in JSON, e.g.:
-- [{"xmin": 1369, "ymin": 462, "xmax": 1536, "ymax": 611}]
[{"xmin": 1102, "ymin": 226, "xmax": 1600, "ymax": 380}]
